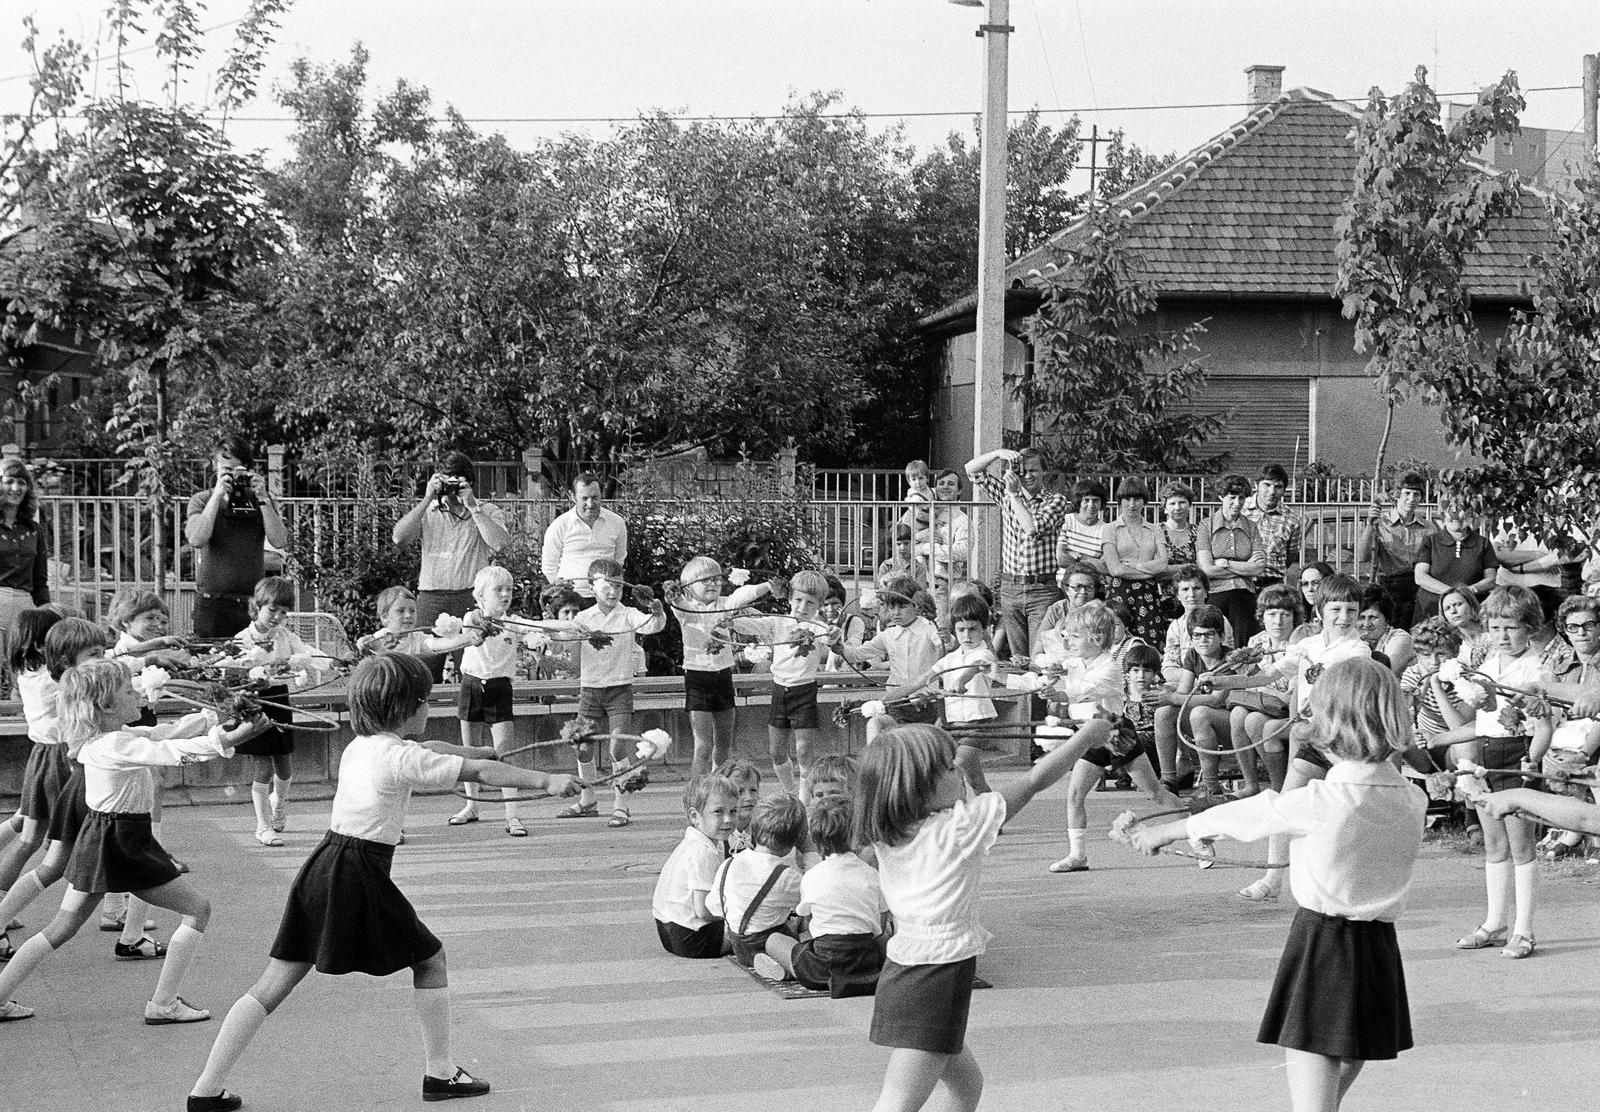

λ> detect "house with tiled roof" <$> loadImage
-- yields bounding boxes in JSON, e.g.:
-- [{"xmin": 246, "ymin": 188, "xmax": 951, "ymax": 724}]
[{"xmin": 917, "ymin": 66, "xmax": 1555, "ymax": 476}]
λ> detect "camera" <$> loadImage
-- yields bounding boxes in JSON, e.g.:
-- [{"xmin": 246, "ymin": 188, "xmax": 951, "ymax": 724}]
[{"xmin": 223, "ymin": 468, "xmax": 259, "ymax": 515}]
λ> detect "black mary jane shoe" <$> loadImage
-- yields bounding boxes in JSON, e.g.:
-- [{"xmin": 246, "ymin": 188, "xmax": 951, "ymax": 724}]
[{"xmin": 422, "ymin": 1068, "xmax": 491, "ymax": 1102}]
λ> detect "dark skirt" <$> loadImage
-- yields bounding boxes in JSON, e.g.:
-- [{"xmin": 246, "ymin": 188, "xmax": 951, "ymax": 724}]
[
  {"xmin": 1110, "ymin": 576, "xmax": 1166, "ymax": 642},
  {"xmin": 64, "ymin": 811, "xmax": 180, "ymax": 894},
  {"xmin": 1259, "ymin": 908, "xmax": 1411, "ymax": 1061},
  {"xmin": 18, "ymin": 742, "xmax": 72, "ymax": 822},
  {"xmin": 870, "ymin": 956, "xmax": 977, "ymax": 1055},
  {"xmin": 271, "ymin": 830, "xmax": 441, "ymax": 976},
  {"xmin": 45, "ymin": 764, "xmax": 89, "ymax": 846},
  {"xmin": 792, "ymin": 932, "xmax": 885, "ymax": 998},
  {"xmin": 234, "ymin": 683, "xmax": 295, "ymax": 757}
]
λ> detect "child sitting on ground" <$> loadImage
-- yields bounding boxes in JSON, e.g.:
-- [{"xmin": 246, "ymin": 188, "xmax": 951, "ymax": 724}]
[
  {"xmin": 1048, "ymin": 644, "xmax": 1183, "ymax": 873},
  {"xmin": 356, "ymin": 587, "xmax": 430, "ymax": 656},
  {"xmin": 716, "ymin": 757, "xmax": 763, "ymax": 854},
  {"xmin": 755, "ymin": 795, "xmax": 888, "ymax": 996},
  {"xmin": 798, "ymin": 754, "xmax": 859, "ymax": 868},
  {"xmin": 652, "ymin": 774, "xmax": 740, "ymax": 959},
  {"xmin": 709, "ymin": 793, "xmax": 808, "ymax": 967}
]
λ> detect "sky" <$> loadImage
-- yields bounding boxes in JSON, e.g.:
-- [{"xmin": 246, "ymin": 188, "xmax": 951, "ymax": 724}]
[{"xmin": 3, "ymin": 0, "xmax": 1597, "ymax": 183}]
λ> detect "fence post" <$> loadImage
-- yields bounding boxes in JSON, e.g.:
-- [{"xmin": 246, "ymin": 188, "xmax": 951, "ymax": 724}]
[
  {"xmin": 776, "ymin": 444, "xmax": 797, "ymax": 498},
  {"xmin": 267, "ymin": 444, "xmax": 286, "ymax": 498}
]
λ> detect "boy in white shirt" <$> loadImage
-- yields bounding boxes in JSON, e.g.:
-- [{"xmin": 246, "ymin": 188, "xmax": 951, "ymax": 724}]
[
  {"xmin": 885, "ymin": 595, "xmax": 999, "ymax": 794},
  {"xmin": 843, "ymin": 577, "xmax": 947, "ymax": 742},
  {"xmin": 653, "ymin": 774, "xmax": 740, "ymax": 959},
  {"xmin": 708, "ymin": 793, "xmax": 807, "ymax": 967}
]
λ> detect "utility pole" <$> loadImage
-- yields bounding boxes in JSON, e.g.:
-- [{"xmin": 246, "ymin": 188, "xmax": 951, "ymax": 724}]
[
  {"xmin": 1584, "ymin": 53, "xmax": 1598, "ymax": 170},
  {"xmin": 966, "ymin": 0, "xmax": 1011, "ymax": 461}
]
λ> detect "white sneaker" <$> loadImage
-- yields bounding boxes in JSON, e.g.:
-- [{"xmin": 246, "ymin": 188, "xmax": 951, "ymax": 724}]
[
  {"xmin": 752, "ymin": 954, "xmax": 788, "ymax": 981},
  {"xmin": 144, "ymin": 996, "xmax": 211, "ymax": 1024},
  {"xmin": 269, "ymin": 792, "xmax": 287, "ymax": 833}
]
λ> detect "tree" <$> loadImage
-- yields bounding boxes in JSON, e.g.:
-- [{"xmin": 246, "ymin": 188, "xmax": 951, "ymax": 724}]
[
  {"xmin": 1023, "ymin": 210, "xmax": 1226, "ymax": 472},
  {"xmin": 1334, "ymin": 66, "xmax": 1524, "ymax": 489}
]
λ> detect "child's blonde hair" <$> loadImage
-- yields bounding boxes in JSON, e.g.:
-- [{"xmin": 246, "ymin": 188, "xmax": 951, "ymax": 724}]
[
  {"xmin": 374, "ymin": 585, "xmax": 416, "ymax": 620},
  {"xmin": 749, "ymin": 792, "xmax": 807, "ymax": 856},
  {"xmin": 681, "ymin": 555, "xmax": 721, "ymax": 585},
  {"xmin": 808, "ymin": 796, "xmax": 854, "ymax": 857},
  {"xmin": 853, "ymin": 723, "xmax": 957, "ymax": 848},
  {"xmin": 805, "ymin": 753, "xmax": 858, "ymax": 799},
  {"xmin": 1309, "ymin": 658, "xmax": 1412, "ymax": 762},
  {"xmin": 58, "ymin": 658, "xmax": 131, "ymax": 756},
  {"xmin": 683, "ymin": 772, "xmax": 738, "ymax": 816},
  {"xmin": 472, "ymin": 565, "xmax": 514, "ymax": 601},
  {"xmin": 1063, "ymin": 600, "xmax": 1115, "ymax": 649},
  {"xmin": 107, "ymin": 587, "xmax": 167, "ymax": 632},
  {"xmin": 789, "ymin": 569, "xmax": 829, "ymax": 602},
  {"xmin": 253, "ymin": 576, "xmax": 297, "ymax": 611},
  {"xmin": 1480, "ymin": 585, "xmax": 1542, "ymax": 630}
]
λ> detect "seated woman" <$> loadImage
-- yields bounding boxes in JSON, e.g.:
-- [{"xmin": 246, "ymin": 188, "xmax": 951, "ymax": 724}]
[{"xmin": 1357, "ymin": 584, "xmax": 1415, "ymax": 675}]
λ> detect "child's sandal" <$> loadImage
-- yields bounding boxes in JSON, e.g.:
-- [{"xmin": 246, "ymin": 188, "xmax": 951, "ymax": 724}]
[
  {"xmin": 607, "ymin": 808, "xmax": 631, "ymax": 828},
  {"xmin": 1455, "ymin": 925, "xmax": 1508, "ymax": 950},
  {"xmin": 556, "ymin": 800, "xmax": 598, "ymax": 819}
]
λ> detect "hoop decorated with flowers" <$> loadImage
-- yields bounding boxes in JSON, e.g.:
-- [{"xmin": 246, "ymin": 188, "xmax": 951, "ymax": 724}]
[{"xmin": 1108, "ymin": 806, "xmax": 1288, "ymax": 870}]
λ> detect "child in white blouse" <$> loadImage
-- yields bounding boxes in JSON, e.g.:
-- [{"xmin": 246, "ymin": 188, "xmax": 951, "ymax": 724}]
[
  {"xmin": 1133, "ymin": 658, "xmax": 1426, "ymax": 1112},
  {"xmin": 356, "ymin": 586, "xmax": 430, "ymax": 657},
  {"xmin": 856, "ymin": 723, "xmax": 1080, "ymax": 1112},
  {"xmin": 670, "ymin": 555, "xmax": 775, "ymax": 774},
  {"xmin": 1430, "ymin": 585, "xmax": 1553, "ymax": 959},
  {"xmin": 844, "ymin": 578, "xmax": 948, "ymax": 744},
  {"xmin": 0, "ymin": 659, "xmax": 264, "ymax": 1023},
  {"xmin": 188, "ymin": 652, "xmax": 579, "ymax": 1110}
]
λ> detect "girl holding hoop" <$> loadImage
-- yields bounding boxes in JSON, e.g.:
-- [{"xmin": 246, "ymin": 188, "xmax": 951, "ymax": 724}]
[
  {"xmin": 1131, "ymin": 658, "xmax": 1426, "ymax": 1112},
  {"xmin": 856, "ymin": 723, "xmax": 1080, "ymax": 1112},
  {"xmin": 1199, "ymin": 573, "xmax": 1370, "ymax": 902}
]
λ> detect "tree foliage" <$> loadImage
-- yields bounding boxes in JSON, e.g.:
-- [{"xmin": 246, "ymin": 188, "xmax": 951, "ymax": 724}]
[{"xmin": 1024, "ymin": 211, "xmax": 1226, "ymax": 472}]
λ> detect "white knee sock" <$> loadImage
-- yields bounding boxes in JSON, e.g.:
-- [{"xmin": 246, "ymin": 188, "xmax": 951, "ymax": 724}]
[
  {"xmin": 271, "ymin": 776, "xmax": 292, "ymax": 817},
  {"xmin": 611, "ymin": 758, "xmax": 631, "ymax": 811},
  {"xmin": 502, "ymin": 787, "xmax": 519, "ymax": 822},
  {"xmin": 1484, "ymin": 858, "xmax": 1514, "ymax": 931},
  {"xmin": 0, "ymin": 932, "xmax": 55, "ymax": 999},
  {"xmin": 414, "ymin": 986, "xmax": 455, "ymax": 1079},
  {"xmin": 772, "ymin": 759, "xmax": 795, "ymax": 794},
  {"xmin": 121, "ymin": 896, "xmax": 153, "ymax": 946},
  {"xmin": 191, "ymin": 993, "xmax": 268, "ymax": 1098},
  {"xmin": 250, "ymin": 782, "xmax": 272, "ymax": 832},
  {"xmin": 0, "ymin": 871, "xmax": 45, "ymax": 925},
  {"xmin": 577, "ymin": 760, "xmax": 597, "ymax": 807},
  {"xmin": 1067, "ymin": 829, "xmax": 1086, "ymax": 857},
  {"xmin": 151, "ymin": 923, "xmax": 203, "ymax": 1006},
  {"xmin": 1513, "ymin": 861, "xmax": 1538, "ymax": 937}
]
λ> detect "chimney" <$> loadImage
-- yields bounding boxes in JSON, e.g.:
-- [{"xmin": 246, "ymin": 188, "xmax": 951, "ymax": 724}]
[{"xmin": 1245, "ymin": 64, "xmax": 1285, "ymax": 107}]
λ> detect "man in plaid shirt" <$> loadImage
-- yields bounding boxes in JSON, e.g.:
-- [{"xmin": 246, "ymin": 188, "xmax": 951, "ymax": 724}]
[
  {"xmin": 1243, "ymin": 463, "xmax": 1302, "ymax": 588},
  {"xmin": 966, "ymin": 446, "xmax": 1069, "ymax": 659}
]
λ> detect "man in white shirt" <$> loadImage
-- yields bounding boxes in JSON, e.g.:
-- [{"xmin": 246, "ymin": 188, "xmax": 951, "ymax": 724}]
[{"xmin": 541, "ymin": 472, "xmax": 628, "ymax": 599}]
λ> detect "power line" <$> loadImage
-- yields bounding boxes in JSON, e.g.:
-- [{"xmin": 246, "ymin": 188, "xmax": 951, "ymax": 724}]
[{"xmin": 0, "ymin": 16, "xmax": 244, "ymax": 84}]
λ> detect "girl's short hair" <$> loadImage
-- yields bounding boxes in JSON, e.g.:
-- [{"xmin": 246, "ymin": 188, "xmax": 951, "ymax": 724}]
[
  {"xmin": 1171, "ymin": 564, "xmax": 1208, "ymax": 591},
  {"xmin": 949, "ymin": 594, "xmax": 991, "ymax": 629},
  {"xmin": 806, "ymin": 753, "xmax": 858, "ymax": 796},
  {"xmin": 107, "ymin": 587, "xmax": 167, "ymax": 631},
  {"xmin": 1114, "ymin": 477, "xmax": 1150, "ymax": 502},
  {"xmin": 1218, "ymin": 474, "xmax": 1252, "ymax": 498},
  {"xmin": 1296, "ymin": 561, "xmax": 1335, "ymax": 584},
  {"xmin": 789, "ymin": 569, "xmax": 830, "ymax": 601},
  {"xmin": 9, "ymin": 607, "xmax": 63, "ymax": 675},
  {"xmin": 253, "ymin": 576, "xmax": 296, "ymax": 610},
  {"xmin": 1312, "ymin": 573, "xmax": 1361, "ymax": 615},
  {"xmin": 1256, "ymin": 584, "xmax": 1302, "ymax": 621},
  {"xmin": 714, "ymin": 757, "xmax": 761, "ymax": 788},
  {"xmin": 1160, "ymin": 483, "xmax": 1194, "ymax": 504},
  {"xmin": 853, "ymin": 723, "xmax": 957, "ymax": 848},
  {"xmin": 1123, "ymin": 643, "xmax": 1164, "ymax": 674},
  {"xmin": 1064, "ymin": 600, "xmax": 1116, "ymax": 649},
  {"xmin": 808, "ymin": 796, "xmax": 854, "ymax": 857},
  {"xmin": 684, "ymin": 772, "xmax": 739, "ymax": 816},
  {"xmin": 680, "ymin": 555, "xmax": 721, "ymax": 585},
  {"xmin": 1071, "ymin": 478, "xmax": 1108, "ymax": 505},
  {"xmin": 1186, "ymin": 604, "xmax": 1226, "ymax": 635},
  {"xmin": 374, "ymin": 585, "xmax": 416, "ymax": 618},
  {"xmin": 1357, "ymin": 584, "xmax": 1395, "ymax": 624},
  {"xmin": 1409, "ymin": 616, "xmax": 1462, "ymax": 656},
  {"xmin": 45, "ymin": 618, "xmax": 110, "ymax": 680},
  {"xmin": 1480, "ymin": 585, "xmax": 1542, "ymax": 630},
  {"xmin": 1438, "ymin": 585, "xmax": 1481, "ymax": 624},
  {"xmin": 750, "ymin": 793, "xmax": 808, "ymax": 855},
  {"xmin": 348, "ymin": 652, "xmax": 434, "ymax": 735},
  {"xmin": 0, "ymin": 458, "xmax": 38, "ymax": 525},
  {"xmin": 586, "ymin": 558, "xmax": 624, "ymax": 582},
  {"xmin": 57, "ymin": 658, "xmax": 129, "ymax": 754},
  {"xmin": 1310, "ymin": 657, "xmax": 1412, "ymax": 762}
]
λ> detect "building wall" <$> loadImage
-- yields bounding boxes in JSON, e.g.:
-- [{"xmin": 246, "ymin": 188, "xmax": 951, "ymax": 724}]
[{"xmin": 929, "ymin": 329, "xmax": 1030, "ymax": 472}]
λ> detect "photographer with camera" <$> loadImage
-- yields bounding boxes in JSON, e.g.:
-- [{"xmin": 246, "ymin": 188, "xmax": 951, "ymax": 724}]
[
  {"xmin": 392, "ymin": 452, "xmax": 511, "ymax": 680},
  {"xmin": 185, "ymin": 437, "xmax": 287, "ymax": 638}
]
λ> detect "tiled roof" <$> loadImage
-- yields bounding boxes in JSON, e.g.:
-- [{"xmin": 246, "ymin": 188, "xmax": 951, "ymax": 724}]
[{"xmin": 1005, "ymin": 88, "xmax": 1551, "ymax": 302}]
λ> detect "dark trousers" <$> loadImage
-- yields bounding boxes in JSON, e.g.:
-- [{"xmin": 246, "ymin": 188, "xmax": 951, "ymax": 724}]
[
  {"xmin": 192, "ymin": 594, "xmax": 250, "ymax": 639},
  {"xmin": 1211, "ymin": 587, "xmax": 1258, "ymax": 644},
  {"xmin": 414, "ymin": 588, "xmax": 476, "ymax": 682},
  {"xmin": 1378, "ymin": 574, "xmax": 1419, "ymax": 632}
]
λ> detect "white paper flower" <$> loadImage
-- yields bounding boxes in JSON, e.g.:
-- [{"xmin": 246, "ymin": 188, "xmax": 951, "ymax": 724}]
[
  {"xmin": 1108, "ymin": 810, "xmax": 1139, "ymax": 846},
  {"xmin": 636, "ymin": 728, "xmax": 674, "ymax": 762},
  {"xmin": 742, "ymin": 644, "xmax": 773, "ymax": 664},
  {"xmin": 1033, "ymin": 652, "xmax": 1058, "ymax": 671},
  {"xmin": 291, "ymin": 669, "xmax": 312, "ymax": 691},
  {"xmin": 433, "ymin": 613, "xmax": 464, "ymax": 636},
  {"xmin": 1044, "ymin": 715, "xmax": 1063, "ymax": 727},
  {"xmin": 728, "ymin": 567, "xmax": 751, "ymax": 586},
  {"xmin": 1008, "ymin": 671, "xmax": 1046, "ymax": 693},
  {"xmin": 858, "ymin": 588, "xmax": 879, "ymax": 612},
  {"xmin": 522, "ymin": 630, "xmax": 551, "ymax": 652},
  {"xmin": 248, "ymin": 665, "xmax": 273, "ymax": 682},
  {"xmin": 860, "ymin": 699, "xmax": 887, "ymax": 718},
  {"xmin": 1437, "ymin": 659, "xmax": 1463, "ymax": 682},
  {"xmin": 131, "ymin": 666, "xmax": 171, "ymax": 701},
  {"xmin": 1454, "ymin": 679, "xmax": 1488, "ymax": 707}
]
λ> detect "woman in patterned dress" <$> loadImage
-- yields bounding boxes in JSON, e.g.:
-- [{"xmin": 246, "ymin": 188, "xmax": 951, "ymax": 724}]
[{"xmin": 1102, "ymin": 478, "xmax": 1171, "ymax": 643}]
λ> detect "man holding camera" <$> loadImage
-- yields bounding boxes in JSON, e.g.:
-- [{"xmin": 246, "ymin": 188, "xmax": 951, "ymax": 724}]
[
  {"xmin": 185, "ymin": 436, "xmax": 288, "ymax": 637},
  {"xmin": 393, "ymin": 451, "xmax": 511, "ymax": 679}
]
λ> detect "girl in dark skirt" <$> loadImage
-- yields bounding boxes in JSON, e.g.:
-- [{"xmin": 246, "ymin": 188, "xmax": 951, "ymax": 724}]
[
  {"xmin": 855, "ymin": 724, "xmax": 1082, "ymax": 1112},
  {"xmin": 1133, "ymin": 658, "xmax": 1426, "ymax": 1112},
  {"xmin": 187, "ymin": 652, "xmax": 582, "ymax": 1112},
  {"xmin": 0, "ymin": 659, "xmax": 261, "ymax": 1023}
]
